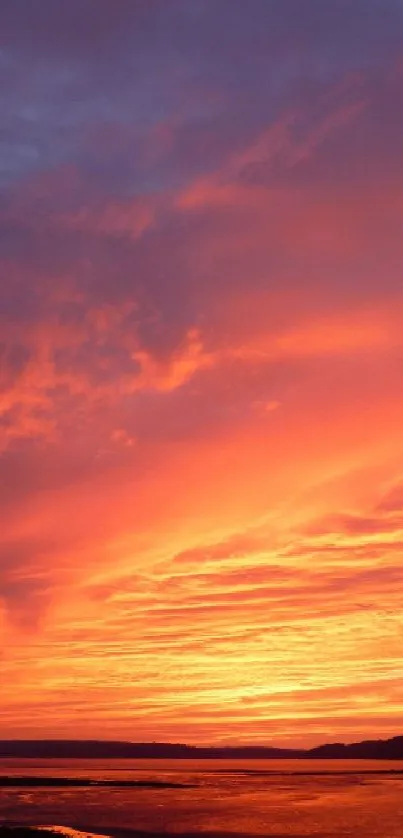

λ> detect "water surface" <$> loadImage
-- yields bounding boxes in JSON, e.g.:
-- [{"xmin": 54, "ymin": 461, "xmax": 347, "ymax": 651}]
[{"xmin": 1, "ymin": 758, "xmax": 403, "ymax": 837}]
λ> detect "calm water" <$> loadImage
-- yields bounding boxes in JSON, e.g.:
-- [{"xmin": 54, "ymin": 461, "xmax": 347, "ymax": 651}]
[{"xmin": 1, "ymin": 758, "xmax": 403, "ymax": 837}]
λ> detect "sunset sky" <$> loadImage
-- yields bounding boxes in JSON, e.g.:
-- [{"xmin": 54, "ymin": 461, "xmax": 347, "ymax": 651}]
[{"xmin": 1, "ymin": 0, "xmax": 403, "ymax": 747}]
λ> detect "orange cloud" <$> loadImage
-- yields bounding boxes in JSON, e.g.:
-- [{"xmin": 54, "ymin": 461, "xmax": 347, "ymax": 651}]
[{"xmin": 2, "ymin": 41, "xmax": 403, "ymax": 746}]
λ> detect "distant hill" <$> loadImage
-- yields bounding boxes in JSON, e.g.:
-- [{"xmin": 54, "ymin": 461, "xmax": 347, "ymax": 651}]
[
  {"xmin": 0, "ymin": 740, "xmax": 303, "ymax": 759},
  {"xmin": 0, "ymin": 735, "xmax": 402, "ymax": 759},
  {"xmin": 308, "ymin": 735, "xmax": 403, "ymax": 760}
]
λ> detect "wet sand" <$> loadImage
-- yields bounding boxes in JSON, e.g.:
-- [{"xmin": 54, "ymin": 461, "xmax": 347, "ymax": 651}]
[{"xmin": 2, "ymin": 758, "xmax": 403, "ymax": 837}]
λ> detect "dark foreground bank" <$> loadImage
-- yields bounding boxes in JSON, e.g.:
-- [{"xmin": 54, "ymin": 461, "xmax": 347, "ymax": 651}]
[
  {"xmin": 0, "ymin": 831, "xmax": 53, "ymax": 838},
  {"xmin": 0, "ymin": 778, "xmax": 193, "ymax": 789},
  {"xmin": 0, "ymin": 829, "xmax": 310, "ymax": 838}
]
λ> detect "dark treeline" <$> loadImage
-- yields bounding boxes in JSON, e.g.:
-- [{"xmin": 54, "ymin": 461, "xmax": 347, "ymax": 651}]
[{"xmin": 0, "ymin": 735, "xmax": 402, "ymax": 759}]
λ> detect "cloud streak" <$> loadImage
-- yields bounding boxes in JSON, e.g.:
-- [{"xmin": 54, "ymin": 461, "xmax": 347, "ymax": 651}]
[{"xmin": 0, "ymin": 0, "xmax": 403, "ymax": 746}]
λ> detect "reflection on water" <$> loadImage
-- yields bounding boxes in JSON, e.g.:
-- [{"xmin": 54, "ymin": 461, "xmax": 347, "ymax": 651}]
[{"xmin": 1, "ymin": 758, "xmax": 403, "ymax": 837}]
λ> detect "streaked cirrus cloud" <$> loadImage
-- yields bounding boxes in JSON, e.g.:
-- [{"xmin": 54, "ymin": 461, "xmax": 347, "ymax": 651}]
[{"xmin": 1, "ymin": 0, "xmax": 403, "ymax": 746}]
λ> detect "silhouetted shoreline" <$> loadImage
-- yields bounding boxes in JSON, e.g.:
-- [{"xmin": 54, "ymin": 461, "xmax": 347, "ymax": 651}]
[
  {"xmin": 0, "ymin": 735, "xmax": 402, "ymax": 760},
  {"xmin": 0, "ymin": 777, "xmax": 193, "ymax": 788},
  {"xmin": 0, "ymin": 770, "xmax": 402, "ymax": 790},
  {"xmin": 0, "ymin": 829, "xmax": 300, "ymax": 838}
]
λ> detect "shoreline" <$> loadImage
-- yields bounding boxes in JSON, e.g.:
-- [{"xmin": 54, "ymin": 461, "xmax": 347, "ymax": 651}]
[
  {"xmin": 0, "ymin": 828, "xmax": 302, "ymax": 838},
  {"xmin": 0, "ymin": 768, "xmax": 402, "ymax": 789},
  {"xmin": 0, "ymin": 778, "xmax": 193, "ymax": 789}
]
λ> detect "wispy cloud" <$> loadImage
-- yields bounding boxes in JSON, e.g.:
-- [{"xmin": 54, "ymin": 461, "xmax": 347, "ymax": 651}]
[{"xmin": 1, "ymin": 0, "xmax": 403, "ymax": 745}]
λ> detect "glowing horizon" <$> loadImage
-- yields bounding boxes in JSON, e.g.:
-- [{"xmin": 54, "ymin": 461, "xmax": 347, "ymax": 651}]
[{"xmin": 1, "ymin": 0, "xmax": 403, "ymax": 748}]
